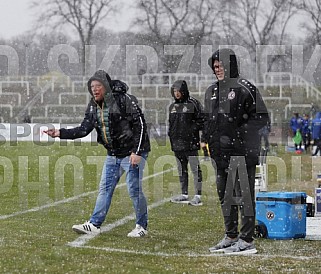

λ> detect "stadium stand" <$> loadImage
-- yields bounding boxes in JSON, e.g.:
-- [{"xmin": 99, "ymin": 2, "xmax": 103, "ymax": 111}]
[{"xmin": 0, "ymin": 73, "xmax": 320, "ymax": 131}]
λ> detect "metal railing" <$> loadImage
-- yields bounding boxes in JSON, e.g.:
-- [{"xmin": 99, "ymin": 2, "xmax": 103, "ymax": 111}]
[{"xmin": 1, "ymin": 72, "xmax": 321, "ymax": 124}]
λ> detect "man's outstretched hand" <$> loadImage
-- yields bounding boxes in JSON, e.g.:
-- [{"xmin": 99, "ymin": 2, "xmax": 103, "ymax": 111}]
[{"xmin": 43, "ymin": 129, "xmax": 60, "ymax": 138}]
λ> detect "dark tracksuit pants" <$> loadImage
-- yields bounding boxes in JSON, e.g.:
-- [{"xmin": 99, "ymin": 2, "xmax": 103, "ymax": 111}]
[
  {"xmin": 174, "ymin": 150, "xmax": 202, "ymax": 196},
  {"xmin": 313, "ymin": 139, "xmax": 321, "ymax": 155},
  {"xmin": 215, "ymin": 164, "xmax": 256, "ymax": 243}
]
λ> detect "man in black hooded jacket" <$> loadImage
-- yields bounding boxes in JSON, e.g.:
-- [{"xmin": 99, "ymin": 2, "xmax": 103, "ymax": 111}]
[
  {"xmin": 44, "ymin": 70, "xmax": 150, "ymax": 237},
  {"xmin": 202, "ymin": 48, "xmax": 269, "ymax": 254},
  {"xmin": 168, "ymin": 80, "xmax": 204, "ymax": 206}
]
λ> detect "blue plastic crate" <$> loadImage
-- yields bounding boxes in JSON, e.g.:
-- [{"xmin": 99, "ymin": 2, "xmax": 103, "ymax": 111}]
[{"xmin": 256, "ymin": 192, "xmax": 307, "ymax": 239}]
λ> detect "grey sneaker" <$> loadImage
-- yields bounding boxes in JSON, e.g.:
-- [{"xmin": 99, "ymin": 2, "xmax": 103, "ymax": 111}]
[
  {"xmin": 170, "ymin": 194, "xmax": 189, "ymax": 204},
  {"xmin": 189, "ymin": 195, "xmax": 203, "ymax": 206},
  {"xmin": 223, "ymin": 239, "xmax": 257, "ymax": 255},
  {"xmin": 209, "ymin": 235, "xmax": 238, "ymax": 253}
]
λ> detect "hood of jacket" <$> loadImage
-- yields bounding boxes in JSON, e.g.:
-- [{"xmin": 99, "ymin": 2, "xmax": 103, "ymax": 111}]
[
  {"xmin": 111, "ymin": 79, "xmax": 129, "ymax": 94},
  {"xmin": 87, "ymin": 70, "xmax": 112, "ymax": 96},
  {"xmin": 315, "ymin": 112, "xmax": 321, "ymax": 119},
  {"xmin": 208, "ymin": 48, "xmax": 239, "ymax": 81},
  {"xmin": 87, "ymin": 70, "xmax": 129, "ymax": 97},
  {"xmin": 170, "ymin": 80, "xmax": 189, "ymax": 102}
]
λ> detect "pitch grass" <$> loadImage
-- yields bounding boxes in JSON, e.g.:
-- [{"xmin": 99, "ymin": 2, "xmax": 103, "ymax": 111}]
[{"xmin": 0, "ymin": 140, "xmax": 320, "ymax": 273}]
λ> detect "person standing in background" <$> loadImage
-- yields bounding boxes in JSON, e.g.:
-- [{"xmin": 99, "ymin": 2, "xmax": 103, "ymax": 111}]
[
  {"xmin": 302, "ymin": 114, "xmax": 311, "ymax": 153},
  {"xmin": 311, "ymin": 112, "xmax": 321, "ymax": 156},
  {"xmin": 290, "ymin": 112, "xmax": 303, "ymax": 151},
  {"xmin": 168, "ymin": 80, "xmax": 204, "ymax": 206}
]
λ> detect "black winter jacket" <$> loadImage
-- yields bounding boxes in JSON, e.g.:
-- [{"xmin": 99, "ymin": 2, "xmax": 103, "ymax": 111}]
[
  {"xmin": 59, "ymin": 70, "xmax": 150, "ymax": 157},
  {"xmin": 203, "ymin": 49, "xmax": 269, "ymax": 168},
  {"xmin": 168, "ymin": 80, "xmax": 204, "ymax": 152}
]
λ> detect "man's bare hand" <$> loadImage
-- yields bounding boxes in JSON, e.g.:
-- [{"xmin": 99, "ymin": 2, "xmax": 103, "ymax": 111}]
[
  {"xmin": 43, "ymin": 129, "xmax": 60, "ymax": 138},
  {"xmin": 200, "ymin": 142, "xmax": 207, "ymax": 148},
  {"xmin": 130, "ymin": 153, "xmax": 141, "ymax": 166}
]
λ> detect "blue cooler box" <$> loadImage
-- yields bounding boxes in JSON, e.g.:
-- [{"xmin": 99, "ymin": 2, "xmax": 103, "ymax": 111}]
[{"xmin": 256, "ymin": 192, "xmax": 307, "ymax": 239}]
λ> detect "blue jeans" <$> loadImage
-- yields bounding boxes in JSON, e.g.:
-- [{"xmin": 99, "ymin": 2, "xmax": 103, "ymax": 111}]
[{"xmin": 90, "ymin": 152, "xmax": 148, "ymax": 229}]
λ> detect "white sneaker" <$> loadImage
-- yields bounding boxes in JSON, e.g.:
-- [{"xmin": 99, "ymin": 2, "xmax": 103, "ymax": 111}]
[
  {"xmin": 72, "ymin": 221, "xmax": 101, "ymax": 235},
  {"xmin": 127, "ymin": 224, "xmax": 148, "ymax": 237}
]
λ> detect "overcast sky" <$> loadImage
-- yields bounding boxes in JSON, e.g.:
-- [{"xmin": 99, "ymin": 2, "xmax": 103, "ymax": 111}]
[
  {"xmin": 0, "ymin": 0, "xmax": 305, "ymax": 40},
  {"xmin": 0, "ymin": 0, "xmax": 33, "ymax": 39},
  {"xmin": 0, "ymin": 0, "xmax": 135, "ymax": 39}
]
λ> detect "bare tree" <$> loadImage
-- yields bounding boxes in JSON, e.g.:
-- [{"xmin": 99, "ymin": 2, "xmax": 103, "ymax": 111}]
[
  {"xmin": 19, "ymin": 31, "xmax": 37, "ymax": 77},
  {"xmin": 237, "ymin": 0, "xmax": 297, "ymax": 50},
  {"xmin": 299, "ymin": 0, "xmax": 321, "ymax": 45},
  {"xmin": 218, "ymin": 0, "xmax": 298, "ymax": 81},
  {"xmin": 134, "ymin": 0, "xmax": 217, "ymax": 72},
  {"xmin": 216, "ymin": 0, "xmax": 240, "ymax": 44},
  {"xmin": 32, "ymin": 0, "xmax": 117, "ymax": 75},
  {"xmin": 136, "ymin": 0, "xmax": 189, "ymax": 45},
  {"xmin": 180, "ymin": 0, "xmax": 216, "ymax": 44}
]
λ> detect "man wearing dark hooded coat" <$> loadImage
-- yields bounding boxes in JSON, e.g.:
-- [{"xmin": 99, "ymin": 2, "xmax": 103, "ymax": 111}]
[
  {"xmin": 44, "ymin": 70, "xmax": 150, "ymax": 238},
  {"xmin": 168, "ymin": 80, "xmax": 204, "ymax": 206},
  {"xmin": 202, "ymin": 48, "xmax": 269, "ymax": 254}
]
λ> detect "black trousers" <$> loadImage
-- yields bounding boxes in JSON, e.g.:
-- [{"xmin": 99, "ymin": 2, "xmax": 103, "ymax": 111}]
[
  {"xmin": 313, "ymin": 139, "xmax": 321, "ymax": 155},
  {"xmin": 215, "ymin": 162, "xmax": 256, "ymax": 242},
  {"xmin": 174, "ymin": 150, "xmax": 202, "ymax": 195},
  {"xmin": 302, "ymin": 133, "xmax": 311, "ymax": 151}
]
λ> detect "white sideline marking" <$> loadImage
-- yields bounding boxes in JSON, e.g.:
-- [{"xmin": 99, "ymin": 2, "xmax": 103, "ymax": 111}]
[
  {"xmin": 76, "ymin": 245, "xmax": 321, "ymax": 260},
  {"xmin": 0, "ymin": 190, "xmax": 97, "ymax": 220},
  {"xmin": 0, "ymin": 167, "xmax": 175, "ymax": 220},
  {"xmin": 67, "ymin": 197, "xmax": 171, "ymax": 248}
]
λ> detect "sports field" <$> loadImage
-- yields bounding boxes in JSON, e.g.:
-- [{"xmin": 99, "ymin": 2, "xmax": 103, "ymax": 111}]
[{"xmin": 0, "ymin": 140, "xmax": 320, "ymax": 273}]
